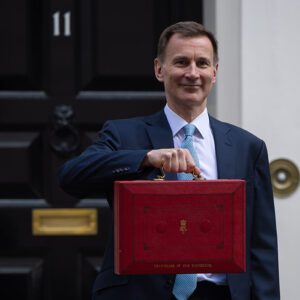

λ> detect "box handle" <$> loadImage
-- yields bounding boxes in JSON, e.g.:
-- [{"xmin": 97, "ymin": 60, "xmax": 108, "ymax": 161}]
[{"xmin": 154, "ymin": 167, "xmax": 205, "ymax": 181}]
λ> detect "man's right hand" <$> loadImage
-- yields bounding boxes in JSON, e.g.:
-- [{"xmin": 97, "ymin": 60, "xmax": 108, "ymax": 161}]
[{"xmin": 141, "ymin": 148, "xmax": 201, "ymax": 175}]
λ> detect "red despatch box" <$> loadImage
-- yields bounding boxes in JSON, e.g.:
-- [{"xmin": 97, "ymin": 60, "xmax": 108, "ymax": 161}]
[{"xmin": 114, "ymin": 180, "xmax": 245, "ymax": 275}]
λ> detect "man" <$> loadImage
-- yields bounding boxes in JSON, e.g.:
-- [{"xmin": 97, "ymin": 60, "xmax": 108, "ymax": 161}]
[{"xmin": 59, "ymin": 21, "xmax": 280, "ymax": 300}]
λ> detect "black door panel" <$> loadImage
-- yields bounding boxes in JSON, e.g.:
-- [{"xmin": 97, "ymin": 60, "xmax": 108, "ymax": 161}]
[{"xmin": 0, "ymin": 1, "xmax": 202, "ymax": 299}]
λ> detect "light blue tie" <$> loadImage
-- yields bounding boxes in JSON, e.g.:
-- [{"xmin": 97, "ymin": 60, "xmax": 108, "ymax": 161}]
[
  {"xmin": 177, "ymin": 124, "xmax": 199, "ymax": 180},
  {"xmin": 172, "ymin": 274, "xmax": 197, "ymax": 300},
  {"xmin": 173, "ymin": 124, "xmax": 198, "ymax": 300}
]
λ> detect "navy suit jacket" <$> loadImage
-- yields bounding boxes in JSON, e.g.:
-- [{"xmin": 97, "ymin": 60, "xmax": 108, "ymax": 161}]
[{"xmin": 59, "ymin": 110, "xmax": 280, "ymax": 300}]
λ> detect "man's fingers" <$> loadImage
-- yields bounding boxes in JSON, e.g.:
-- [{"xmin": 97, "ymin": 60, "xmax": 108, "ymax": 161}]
[
  {"xmin": 145, "ymin": 148, "xmax": 198, "ymax": 173},
  {"xmin": 177, "ymin": 148, "xmax": 187, "ymax": 172},
  {"xmin": 182, "ymin": 149, "xmax": 197, "ymax": 172},
  {"xmin": 161, "ymin": 149, "xmax": 178, "ymax": 172},
  {"xmin": 192, "ymin": 166, "xmax": 201, "ymax": 176}
]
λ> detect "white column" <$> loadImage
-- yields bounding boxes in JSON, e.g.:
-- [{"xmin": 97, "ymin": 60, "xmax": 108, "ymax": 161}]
[
  {"xmin": 241, "ymin": 1, "xmax": 300, "ymax": 299},
  {"xmin": 203, "ymin": 0, "xmax": 241, "ymax": 125},
  {"xmin": 204, "ymin": 1, "xmax": 300, "ymax": 299}
]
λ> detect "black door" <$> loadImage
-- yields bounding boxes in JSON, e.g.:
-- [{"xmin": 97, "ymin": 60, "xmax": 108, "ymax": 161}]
[{"xmin": 0, "ymin": 1, "xmax": 202, "ymax": 299}]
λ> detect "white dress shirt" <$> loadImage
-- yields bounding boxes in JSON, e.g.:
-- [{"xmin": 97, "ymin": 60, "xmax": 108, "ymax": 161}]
[{"xmin": 164, "ymin": 104, "xmax": 227, "ymax": 285}]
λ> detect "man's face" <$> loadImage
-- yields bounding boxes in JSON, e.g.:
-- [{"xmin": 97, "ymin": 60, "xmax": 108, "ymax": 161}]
[{"xmin": 154, "ymin": 34, "xmax": 218, "ymax": 116}]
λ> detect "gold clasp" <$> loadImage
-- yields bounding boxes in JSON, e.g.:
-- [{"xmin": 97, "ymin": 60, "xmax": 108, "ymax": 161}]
[
  {"xmin": 154, "ymin": 166, "xmax": 166, "ymax": 181},
  {"xmin": 192, "ymin": 169, "xmax": 205, "ymax": 180}
]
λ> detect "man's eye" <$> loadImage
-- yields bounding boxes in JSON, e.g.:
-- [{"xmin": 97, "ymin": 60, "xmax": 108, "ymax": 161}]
[
  {"xmin": 197, "ymin": 59, "xmax": 210, "ymax": 68},
  {"xmin": 175, "ymin": 60, "xmax": 187, "ymax": 66}
]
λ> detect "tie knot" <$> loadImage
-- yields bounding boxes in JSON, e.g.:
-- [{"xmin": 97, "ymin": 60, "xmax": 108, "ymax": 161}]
[{"xmin": 183, "ymin": 124, "xmax": 196, "ymax": 137}]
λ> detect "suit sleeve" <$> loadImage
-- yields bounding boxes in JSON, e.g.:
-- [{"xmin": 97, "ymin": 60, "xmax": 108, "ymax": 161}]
[
  {"xmin": 58, "ymin": 121, "xmax": 150, "ymax": 198},
  {"xmin": 251, "ymin": 141, "xmax": 280, "ymax": 299}
]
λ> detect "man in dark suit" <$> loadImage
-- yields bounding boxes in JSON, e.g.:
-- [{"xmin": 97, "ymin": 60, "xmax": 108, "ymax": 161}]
[{"xmin": 59, "ymin": 21, "xmax": 280, "ymax": 300}]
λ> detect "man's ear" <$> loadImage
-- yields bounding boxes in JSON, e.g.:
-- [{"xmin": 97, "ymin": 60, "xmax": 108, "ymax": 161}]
[
  {"xmin": 212, "ymin": 63, "xmax": 219, "ymax": 84},
  {"xmin": 154, "ymin": 58, "xmax": 164, "ymax": 82}
]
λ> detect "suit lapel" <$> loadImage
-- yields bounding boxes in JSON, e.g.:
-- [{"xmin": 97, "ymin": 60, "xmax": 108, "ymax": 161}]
[
  {"xmin": 209, "ymin": 116, "xmax": 237, "ymax": 179},
  {"xmin": 144, "ymin": 110, "xmax": 174, "ymax": 148},
  {"xmin": 144, "ymin": 110, "xmax": 177, "ymax": 180}
]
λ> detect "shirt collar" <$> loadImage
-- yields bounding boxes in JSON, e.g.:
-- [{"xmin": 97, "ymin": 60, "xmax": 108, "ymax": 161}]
[{"xmin": 164, "ymin": 104, "xmax": 211, "ymax": 139}]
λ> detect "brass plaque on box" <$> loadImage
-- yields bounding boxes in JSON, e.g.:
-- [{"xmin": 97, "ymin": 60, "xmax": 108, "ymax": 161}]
[{"xmin": 32, "ymin": 208, "xmax": 97, "ymax": 236}]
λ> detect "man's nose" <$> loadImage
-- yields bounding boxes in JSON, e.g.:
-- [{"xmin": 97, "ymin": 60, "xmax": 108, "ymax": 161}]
[{"xmin": 185, "ymin": 63, "xmax": 200, "ymax": 79}]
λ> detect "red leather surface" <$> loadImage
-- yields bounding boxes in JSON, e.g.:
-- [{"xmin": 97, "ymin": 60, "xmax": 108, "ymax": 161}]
[{"xmin": 114, "ymin": 180, "xmax": 245, "ymax": 275}]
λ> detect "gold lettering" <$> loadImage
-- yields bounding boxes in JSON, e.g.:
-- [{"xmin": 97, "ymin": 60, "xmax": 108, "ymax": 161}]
[
  {"xmin": 153, "ymin": 263, "xmax": 213, "ymax": 269},
  {"xmin": 153, "ymin": 264, "xmax": 175, "ymax": 268},
  {"xmin": 191, "ymin": 263, "xmax": 212, "ymax": 268}
]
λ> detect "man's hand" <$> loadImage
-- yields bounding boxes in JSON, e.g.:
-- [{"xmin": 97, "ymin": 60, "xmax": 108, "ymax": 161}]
[{"xmin": 142, "ymin": 148, "xmax": 201, "ymax": 175}]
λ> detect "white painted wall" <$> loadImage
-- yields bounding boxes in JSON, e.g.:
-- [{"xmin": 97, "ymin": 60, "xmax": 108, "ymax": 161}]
[
  {"xmin": 204, "ymin": 1, "xmax": 300, "ymax": 299},
  {"xmin": 203, "ymin": 0, "xmax": 241, "ymax": 124},
  {"xmin": 241, "ymin": 1, "xmax": 300, "ymax": 299}
]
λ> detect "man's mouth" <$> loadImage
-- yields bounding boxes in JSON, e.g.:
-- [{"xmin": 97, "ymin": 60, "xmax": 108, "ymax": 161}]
[{"xmin": 180, "ymin": 84, "xmax": 201, "ymax": 88}]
